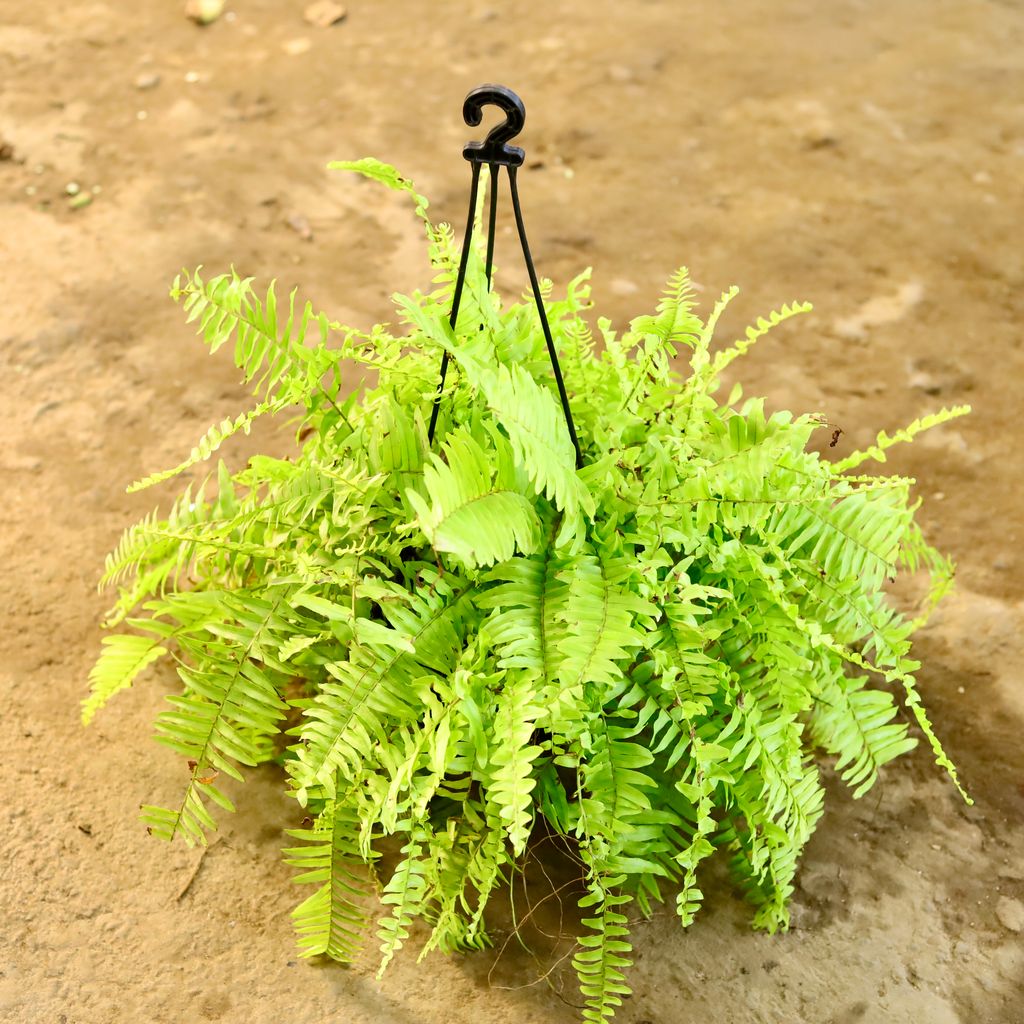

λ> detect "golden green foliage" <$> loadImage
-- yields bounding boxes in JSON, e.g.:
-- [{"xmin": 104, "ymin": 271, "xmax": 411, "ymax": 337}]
[{"xmin": 87, "ymin": 160, "xmax": 969, "ymax": 1022}]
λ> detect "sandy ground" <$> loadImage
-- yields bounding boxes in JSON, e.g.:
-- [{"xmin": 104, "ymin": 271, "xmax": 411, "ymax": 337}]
[{"xmin": 1, "ymin": 1, "xmax": 1023, "ymax": 1022}]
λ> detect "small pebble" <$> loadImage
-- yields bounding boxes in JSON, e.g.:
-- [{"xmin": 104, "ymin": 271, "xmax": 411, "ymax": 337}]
[
  {"xmin": 907, "ymin": 369, "xmax": 941, "ymax": 395},
  {"xmin": 789, "ymin": 98, "xmax": 838, "ymax": 149},
  {"xmin": 995, "ymin": 896, "xmax": 1024, "ymax": 933},
  {"xmin": 185, "ymin": 0, "xmax": 224, "ymax": 25},
  {"xmin": 136, "ymin": 110, "xmax": 148, "ymax": 121},
  {"xmin": 304, "ymin": 1, "xmax": 347, "ymax": 27},
  {"xmin": 282, "ymin": 37, "xmax": 312, "ymax": 56},
  {"xmin": 135, "ymin": 71, "xmax": 161, "ymax": 90},
  {"xmin": 610, "ymin": 278, "xmax": 639, "ymax": 296},
  {"xmin": 65, "ymin": 181, "xmax": 80, "ymax": 196},
  {"xmin": 184, "ymin": 70, "xmax": 201, "ymax": 84},
  {"xmin": 285, "ymin": 212, "xmax": 313, "ymax": 241}
]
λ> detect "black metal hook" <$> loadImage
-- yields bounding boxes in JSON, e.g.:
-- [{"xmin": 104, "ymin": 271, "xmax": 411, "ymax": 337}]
[
  {"xmin": 427, "ymin": 85, "xmax": 582, "ymax": 470},
  {"xmin": 462, "ymin": 84, "xmax": 526, "ymax": 167}
]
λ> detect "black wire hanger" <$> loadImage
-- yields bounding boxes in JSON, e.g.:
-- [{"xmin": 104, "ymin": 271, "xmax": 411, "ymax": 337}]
[{"xmin": 426, "ymin": 84, "xmax": 583, "ymax": 470}]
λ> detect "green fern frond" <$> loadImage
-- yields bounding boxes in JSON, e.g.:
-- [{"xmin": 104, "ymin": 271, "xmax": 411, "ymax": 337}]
[
  {"xmin": 146, "ymin": 592, "xmax": 291, "ymax": 845},
  {"xmin": 712, "ymin": 300, "xmax": 813, "ymax": 375},
  {"xmin": 101, "ymin": 483, "xmax": 204, "ymax": 590},
  {"xmin": 83, "ymin": 632, "xmax": 169, "ymax": 725},
  {"xmin": 478, "ymin": 546, "xmax": 569, "ymax": 686},
  {"xmin": 573, "ymin": 873, "xmax": 634, "ymax": 1024},
  {"xmin": 629, "ymin": 267, "xmax": 702, "ymax": 352},
  {"xmin": 290, "ymin": 581, "xmax": 474, "ymax": 801},
  {"xmin": 449, "ymin": 350, "xmax": 595, "ymax": 527},
  {"xmin": 832, "ymin": 405, "xmax": 971, "ymax": 473},
  {"xmin": 407, "ymin": 426, "xmax": 541, "ymax": 569},
  {"xmin": 672, "ymin": 773, "xmax": 717, "ymax": 927},
  {"xmin": 558, "ymin": 551, "xmax": 651, "ymax": 689},
  {"xmin": 284, "ymin": 789, "xmax": 374, "ymax": 961},
  {"xmin": 810, "ymin": 673, "xmax": 917, "ymax": 798},
  {"xmin": 486, "ymin": 672, "xmax": 544, "ymax": 854},
  {"xmin": 895, "ymin": 670, "xmax": 971, "ymax": 803},
  {"xmin": 330, "ymin": 158, "xmax": 432, "ymax": 237},
  {"xmin": 692, "ymin": 285, "xmax": 739, "ymax": 373},
  {"xmin": 172, "ymin": 266, "xmax": 334, "ymax": 407},
  {"xmin": 377, "ymin": 827, "xmax": 430, "ymax": 977},
  {"xmin": 127, "ymin": 401, "xmax": 278, "ymax": 493},
  {"xmin": 577, "ymin": 717, "xmax": 657, "ymax": 845}
]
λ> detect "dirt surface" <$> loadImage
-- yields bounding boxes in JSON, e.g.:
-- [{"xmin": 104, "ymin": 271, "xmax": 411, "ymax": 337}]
[{"xmin": 2, "ymin": 2, "xmax": 1023, "ymax": 1022}]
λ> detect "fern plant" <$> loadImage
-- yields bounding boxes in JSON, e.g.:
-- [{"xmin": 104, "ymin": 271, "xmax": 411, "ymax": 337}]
[{"xmin": 87, "ymin": 159, "xmax": 969, "ymax": 1023}]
